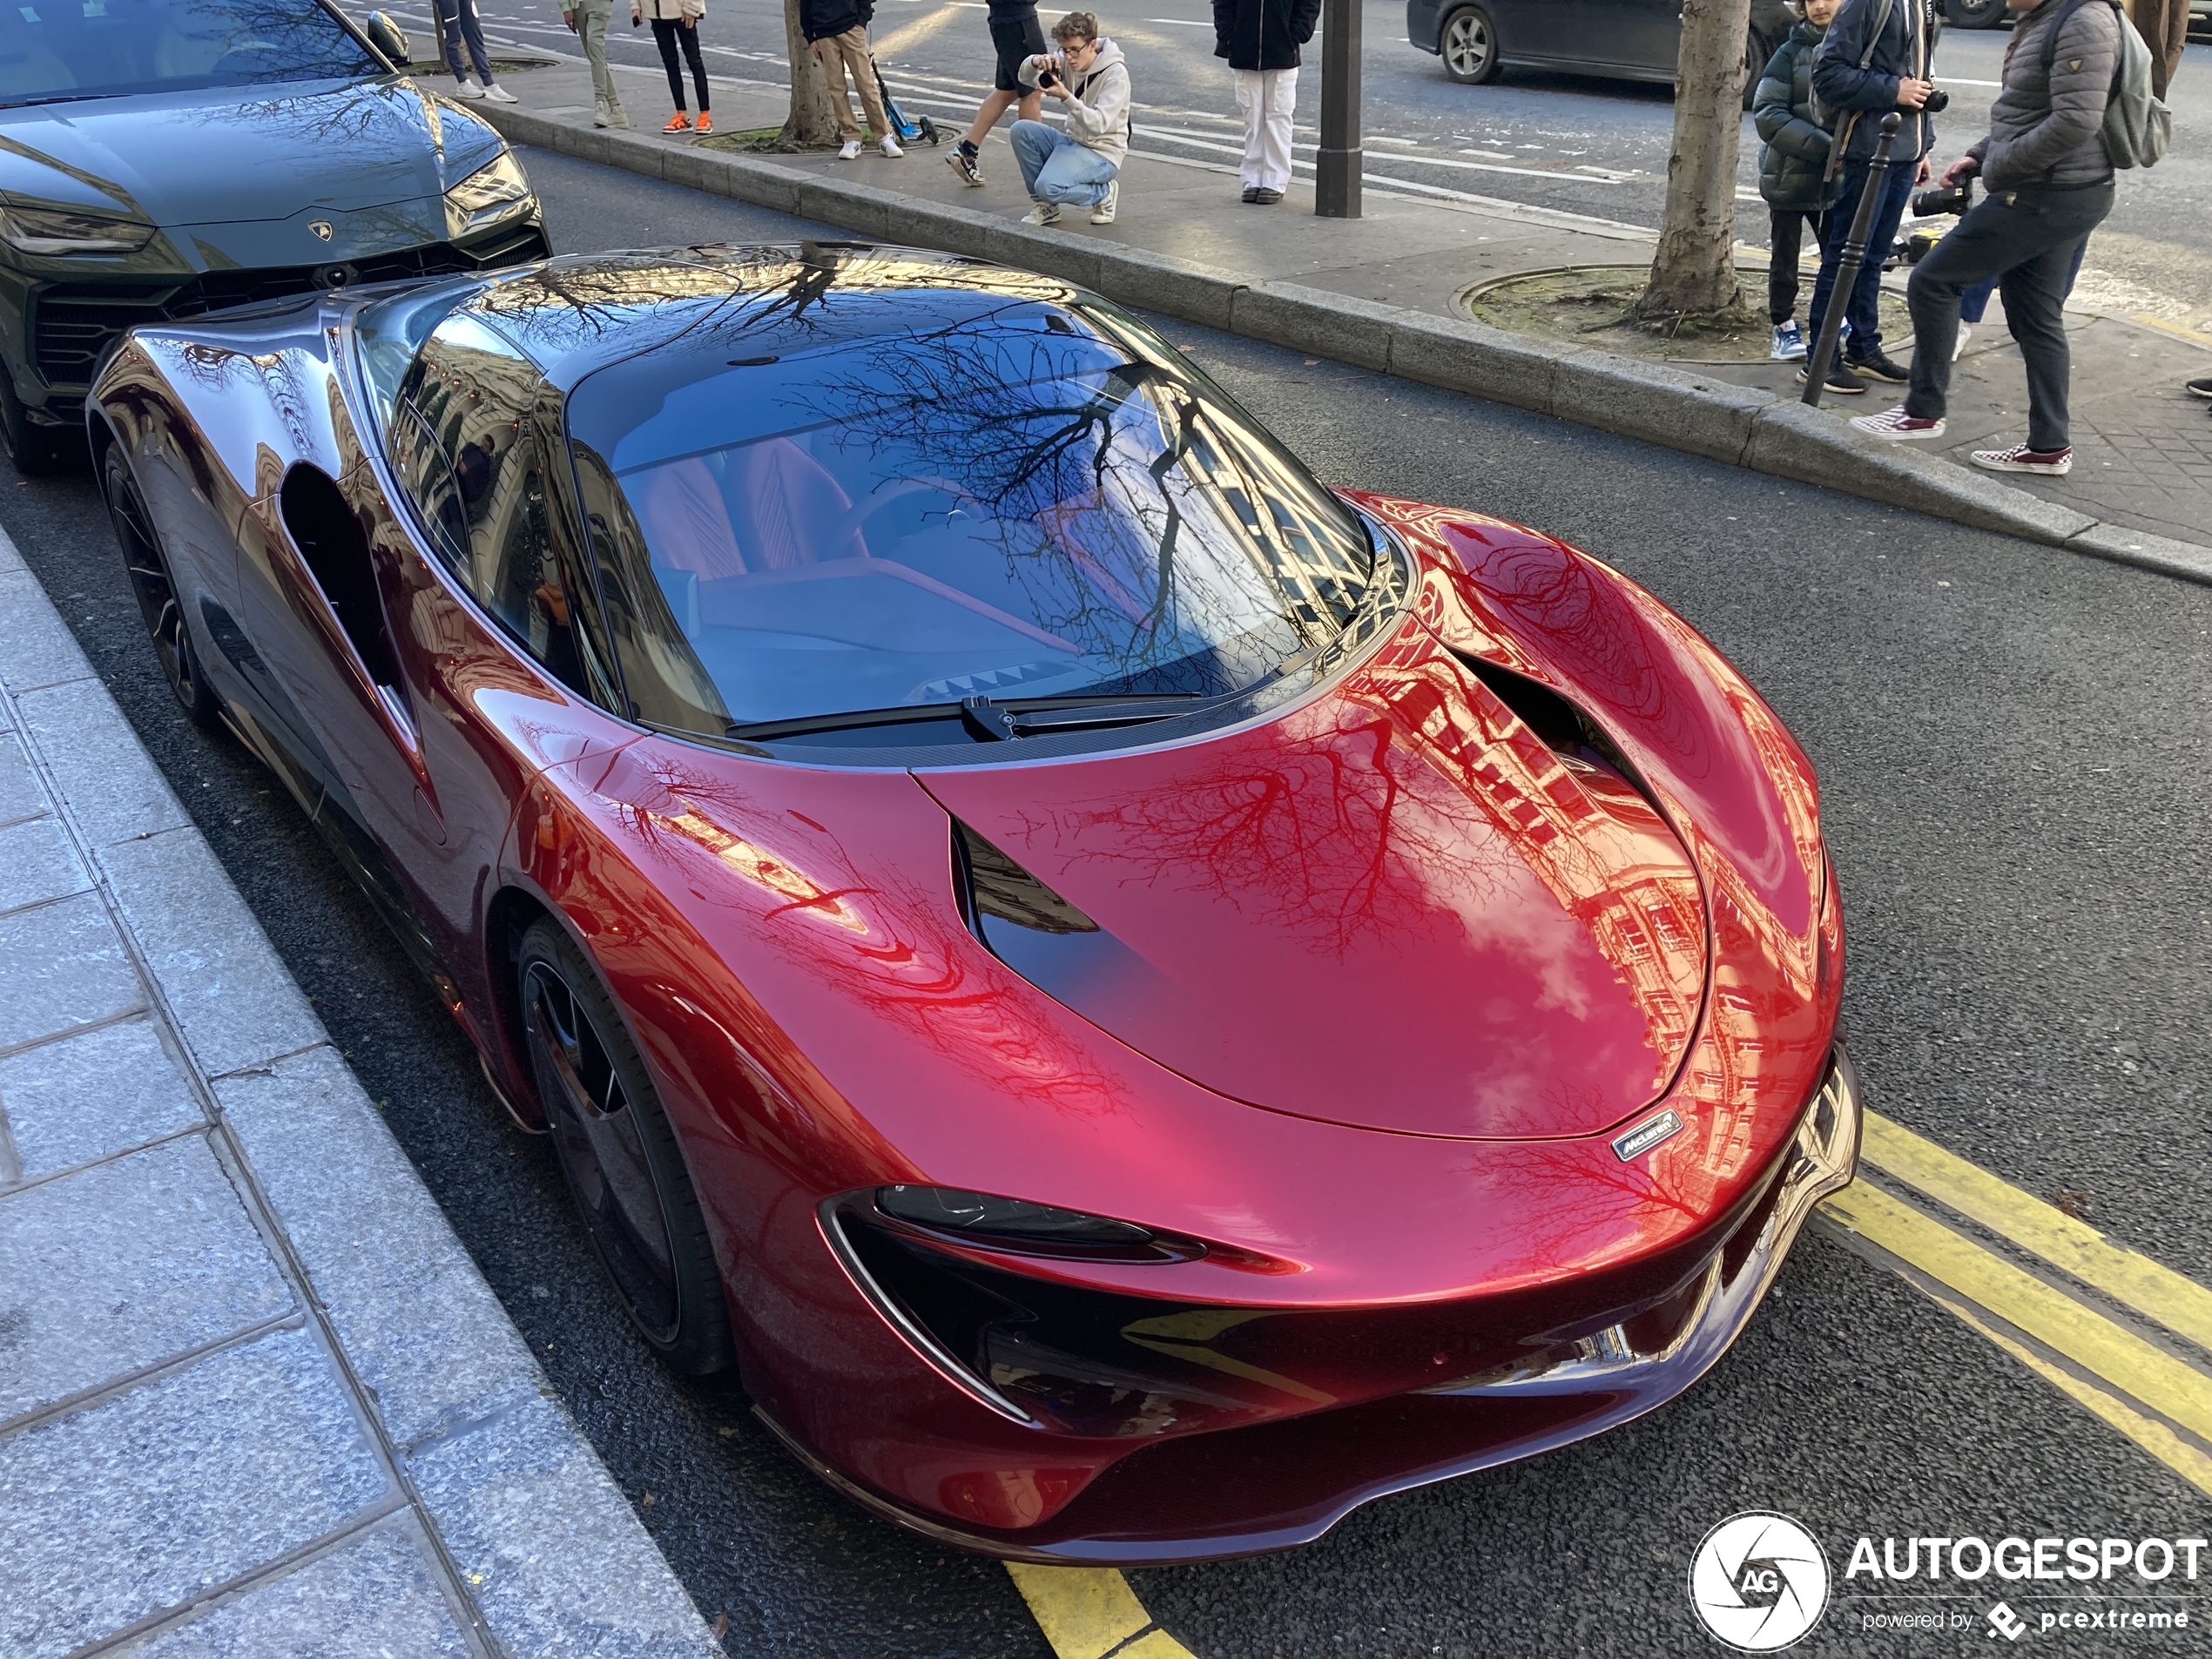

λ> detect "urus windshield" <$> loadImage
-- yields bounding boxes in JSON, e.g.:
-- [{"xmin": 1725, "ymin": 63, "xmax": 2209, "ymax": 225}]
[
  {"xmin": 0, "ymin": 0, "xmax": 379, "ymax": 105},
  {"xmin": 563, "ymin": 327, "xmax": 1381, "ymax": 740}
]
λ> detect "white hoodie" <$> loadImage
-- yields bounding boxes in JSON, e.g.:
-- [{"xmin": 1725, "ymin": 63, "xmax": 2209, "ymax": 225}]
[{"xmin": 1019, "ymin": 37, "xmax": 1131, "ymax": 169}]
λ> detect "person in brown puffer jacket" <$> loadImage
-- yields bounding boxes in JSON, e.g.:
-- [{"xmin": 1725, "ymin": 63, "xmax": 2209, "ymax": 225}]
[{"xmin": 1847, "ymin": 0, "xmax": 2121, "ymax": 475}]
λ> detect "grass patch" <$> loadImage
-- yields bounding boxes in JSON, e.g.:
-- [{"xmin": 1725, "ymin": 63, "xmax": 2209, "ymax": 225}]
[
  {"xmin": 1467, "ymin": 265, "xmax": 1911, "ymax": 366},
  {"xmin": 698, "ymin": 126, "xmax": 833, "ymax": 153}
]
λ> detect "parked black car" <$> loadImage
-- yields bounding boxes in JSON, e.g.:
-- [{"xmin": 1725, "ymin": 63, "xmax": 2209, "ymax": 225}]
[
  {"xmin": 0, "ymin": 0, "xmax": 548, "ymax": 470},
  {"xmin": 1408, "ymin": 0, "xmax": 1798, "ymax": 93}
]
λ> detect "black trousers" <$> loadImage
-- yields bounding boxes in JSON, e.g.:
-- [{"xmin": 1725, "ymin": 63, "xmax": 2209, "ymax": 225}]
[
  {"xmin": 651, "ymin": 16, "xmax": 710, "ymax": 112},
  {"xmin": 1905, "ymin": 179, "xmax": 2114, "ymax": 454},
  {"xmin": 1767, "ymin": 206, "xmax": 1833, "ymax": 326}
]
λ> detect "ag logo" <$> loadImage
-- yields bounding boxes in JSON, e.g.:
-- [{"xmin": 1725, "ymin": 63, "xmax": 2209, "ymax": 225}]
[
  {"xmin": 1689, "ymin": 1512, "xmax": 1831, "ymax": 1651},
  {"xmin": 308, "ymin": 219, "xmax": 334, "ymax": 241}
]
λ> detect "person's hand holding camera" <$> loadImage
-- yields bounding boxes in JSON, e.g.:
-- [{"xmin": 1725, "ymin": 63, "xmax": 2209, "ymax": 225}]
[
  {"xmin": 1895, "ymin": 76, "xmax": 1933, "ymax": 110},
  {"xmin": 1029, "ymin": 53, "xmax": 1068, "ymax": 97},
  {"xmin": 1940, "ymin": 154, "xmax": 1979, "ymax": 186}
]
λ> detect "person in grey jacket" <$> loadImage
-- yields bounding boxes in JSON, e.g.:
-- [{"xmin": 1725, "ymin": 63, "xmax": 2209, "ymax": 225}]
[
  {"xmin": 1849, "ymin": 0, "xmax": 2121, "ymax": 475},
  {"xmin": 1010, "ymin": 13, "xmax": 1130, "ymax": 226}
]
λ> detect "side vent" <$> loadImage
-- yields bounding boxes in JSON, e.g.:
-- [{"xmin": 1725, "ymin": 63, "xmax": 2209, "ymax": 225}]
[
  {"xmin": 280, "ymin": 464, "xmax": 401, "ymax": 690},
  {"xmin": 953, "ymin": 821, "xmax": 1097, "ymax": 945},
  {"xmin": 1452, "ymin": 650, "xmax": 1638, "ymax": 783}
]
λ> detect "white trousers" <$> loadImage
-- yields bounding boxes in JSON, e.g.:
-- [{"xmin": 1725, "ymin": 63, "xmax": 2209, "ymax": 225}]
[{"xmin": 1234, "ymin": 66, "xmax": 1297, "ymax": 192}]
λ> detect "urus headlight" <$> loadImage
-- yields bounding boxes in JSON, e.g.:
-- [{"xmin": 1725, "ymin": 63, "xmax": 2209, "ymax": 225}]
[
  {"xmin": 1, "ymin": 207, "xmax": 158, "ymax": 256},
  {"xmin": 443, "ymin": 152, "xmax": 533, "ymax": 234}
]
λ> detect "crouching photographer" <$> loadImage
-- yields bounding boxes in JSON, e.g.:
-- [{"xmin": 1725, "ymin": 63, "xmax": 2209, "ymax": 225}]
[
  {"xmin": 1012, "ymin": 12, "xmax": 1130, "ymax": 226},
  {"xmin": 1850, "ymin": 0, "xmax": 2125, "ymax": 475}
]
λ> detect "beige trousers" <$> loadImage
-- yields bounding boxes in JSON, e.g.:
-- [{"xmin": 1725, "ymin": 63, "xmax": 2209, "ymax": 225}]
[{"xmin": 817, "ymin": 26, "xmax": 891, "ymax": 142}]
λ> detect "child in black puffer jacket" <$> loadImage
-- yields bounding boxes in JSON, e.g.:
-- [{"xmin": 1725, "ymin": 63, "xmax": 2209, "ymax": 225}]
[{"xmin": 1753, "ymin": 0, "xmax": 1842, "ymax": 362}]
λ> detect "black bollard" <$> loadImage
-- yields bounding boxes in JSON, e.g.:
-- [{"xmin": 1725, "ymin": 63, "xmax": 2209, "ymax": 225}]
[{"xmin": 1801, "ymin": 111, "xmax": 1903, "ymax": 408}]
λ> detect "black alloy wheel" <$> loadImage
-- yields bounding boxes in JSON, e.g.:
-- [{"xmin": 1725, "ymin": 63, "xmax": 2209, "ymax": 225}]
[
  {"xmin": 0, "ymin": 365, "xmax": 64, "ymax": 475},
  {"xmin": 1943, "ymin": 0, "xmax": 2006, "ymax": 25},
  {"xmin": 1441, "ymin": 4, "xmax": 1502, "ymax": 84},
  {"xmin": 1743, "ymin": 30, "xmax": 1770, "ymax": 109},
  {"xmin": 518, "ymin": 916, "xmax": 736, "ymax": 1375},
  {"xmin": 105, "ymin": 448, "xmax": 219, "ymax": 728}
]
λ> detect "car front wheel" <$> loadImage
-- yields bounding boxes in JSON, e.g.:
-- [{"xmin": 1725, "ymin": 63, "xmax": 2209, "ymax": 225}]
[
  {"xmin": 1440, "ymin": 3, "xmax": 1502, "ymax": 83},
  {"xmin": 105, "ymin": 448, "xmax": 219, "ymax": 728},
  {"xmin": 519, "ymin": 916, "xmax": 736, "ymax": 1376}
]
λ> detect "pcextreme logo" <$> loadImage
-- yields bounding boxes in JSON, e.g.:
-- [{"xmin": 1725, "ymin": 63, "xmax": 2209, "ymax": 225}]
[{"xmin": 1689, "ymin": 1512, "xmax": 1832, "ymax": 1651}]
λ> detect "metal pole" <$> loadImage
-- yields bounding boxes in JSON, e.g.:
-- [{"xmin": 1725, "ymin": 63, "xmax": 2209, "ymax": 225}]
[
  {"xmin": 1801, "ymin": 111, "xmax": 1901, "ymax": 407},
  {"xmin": 1314, "ymin": 0, "xmax": 1361, "ymax": 218}
]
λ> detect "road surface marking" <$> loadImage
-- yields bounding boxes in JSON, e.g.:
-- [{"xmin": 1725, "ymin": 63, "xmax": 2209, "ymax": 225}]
[
  {"xmin": 1006, "ymin": 1564, "xmax": 1199, "ymax": 1659},
  {"xmin": 1860, "ymin": 1109, "xmax": 2212, "ymax": 1352}
]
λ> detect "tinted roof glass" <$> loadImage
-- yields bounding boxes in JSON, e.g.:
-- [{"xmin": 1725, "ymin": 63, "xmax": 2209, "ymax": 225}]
[
  {"xmin": 564, "ymin": 294, "xmax": 1382, "ymax": 741},
  {"xmin": 0, "ymin": 0, "xmax": 377, "ymax": 106}
]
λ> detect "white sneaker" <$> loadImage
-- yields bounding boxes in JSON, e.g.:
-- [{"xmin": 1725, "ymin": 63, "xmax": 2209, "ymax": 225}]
[
  {"xmin": 1089, "ymin": 179, "xmax": 1117, "ymax": 225},
  {"xmin": 879, "ymin": 135, "xmax": 904, "ymax": 158},
  {"xmin": 1022, "ymin": 199, "xmax": 1061, "ymax": 226},
  {"xmin": 1952, "ymin": 320, "xmax": 1973, "ymax": 361},
  {"xmin": 482, "ymin": 83, "xmax": 518, "ymax": 104},
  {"xmin": 837, "ymin": 139, "xmax": 862, "ymax": 160},
  {"xmin": 452, "ymin": 78, "xmax": 486, "ymax": 98}
]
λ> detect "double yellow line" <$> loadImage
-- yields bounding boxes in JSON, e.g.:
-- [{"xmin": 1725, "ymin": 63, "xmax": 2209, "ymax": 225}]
[
  {"xmin": 1008, "ymin": 1112, "xmax": 2212, "ymax": 1659},
  {"xmin": 1821, "ymin": 1109, "xmax": 2212, "ymax": 1500}
]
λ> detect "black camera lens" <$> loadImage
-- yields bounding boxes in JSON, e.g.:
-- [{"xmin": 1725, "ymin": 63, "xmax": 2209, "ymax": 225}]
[{"xmin": 1922, "ymin": 88, "xmax": 1949, "ymax": 112}]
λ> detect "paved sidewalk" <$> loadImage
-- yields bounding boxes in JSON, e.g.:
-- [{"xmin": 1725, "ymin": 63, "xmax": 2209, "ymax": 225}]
[
  {"xmin": 0, "ymin": 525, "xmax": 717, "ymax": 1657},
  {"xmin": 508, "ymin": 54, "xmax": 2212, "ymax": 551}
]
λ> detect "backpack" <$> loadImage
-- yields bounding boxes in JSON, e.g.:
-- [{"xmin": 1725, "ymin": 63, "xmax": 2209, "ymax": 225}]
[{"xmin": 2040, "ymin": 0, "xmax": 2171, "ymax": 170}]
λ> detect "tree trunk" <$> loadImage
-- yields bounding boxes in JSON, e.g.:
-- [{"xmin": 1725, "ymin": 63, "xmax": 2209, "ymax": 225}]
[
  {"xmin": 1635, "ymin": 0, "xmax": 1756, "ymax": 320},
  {"xmin": 778, "ymin": 0, "xmax": 842, "ymax": 147}
]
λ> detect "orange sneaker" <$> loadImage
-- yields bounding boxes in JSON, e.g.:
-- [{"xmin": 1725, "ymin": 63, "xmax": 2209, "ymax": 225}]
[
  {"xmin": 694, "ymin": 112, "xmax": 713, "ymax": 134},
  {"xmin": 662, "ymin": 111, "xmax": 691, "ymax": 132}
]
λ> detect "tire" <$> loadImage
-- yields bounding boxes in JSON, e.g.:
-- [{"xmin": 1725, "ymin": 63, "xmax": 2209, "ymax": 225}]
[
  {"xmin": 1944, "ymin": 0, "xmax": 2006, "ymax": 25},
  {"xmin": 1743, "ymin": 30, "xmax": 1769, "ymax": 110},
  {"xmin": 518, "ymin": 916, "xmax": 736, "ymax": 1376},
  {"xmin": 0, "ymin": 362, "xmax": 65, "ymax": 476},
  {"xmin": 105, "ymin": 447, "xmax": 221, "ymax": 729},
  {"xmin": 1440, "ymin": 4, "xmax": 1501, "ymax": 84}
]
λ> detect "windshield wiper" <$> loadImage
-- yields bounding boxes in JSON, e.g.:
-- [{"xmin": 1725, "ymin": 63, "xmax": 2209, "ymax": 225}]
[
  {"xmin": 0, "ymin": 91, "xmax": 130, "ymax": 109},
  {"xmin": 725, "ymin": 692, "xmax": 1204, "ymax": 745}
]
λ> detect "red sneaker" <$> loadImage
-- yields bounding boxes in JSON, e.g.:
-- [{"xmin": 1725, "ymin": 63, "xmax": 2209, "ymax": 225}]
[
  {"xmin": 1849, "ymin": 405, "xmax": 1946, "ymax": 442},
  {"xmin": 1970, "ymin": 443, "xmax": 2074, "ymax": 476},
  {"xmin": 694, "ymin": 112, "xmax": 713, "ymax": 134}
]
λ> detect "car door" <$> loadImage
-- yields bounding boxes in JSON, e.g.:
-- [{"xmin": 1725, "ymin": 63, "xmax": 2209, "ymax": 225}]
[{"xmin": 1568, "ymin": 0, "xmax": 1683, "ymax": 71}]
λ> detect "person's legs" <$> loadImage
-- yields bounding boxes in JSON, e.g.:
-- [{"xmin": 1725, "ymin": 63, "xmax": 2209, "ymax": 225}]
[
  {"xmin": 964, "ymin": 90, "xmax": 1015, "ymax": 146},
  {"xmin": 1842, "ymin": 161, "xmax": 1916, "ymax": 362},
  {"xmin": 453, "ymin": 0, "xmax": 495, "ymax": 84},
  {"xmin": 435, "ymin": 0, "xmax": 468, "ymax": 82},
  {"xmin": 1902, "ymin": 201, "xmax": 2023, "ymax": 422},
  {"xmin": 677, "ymin": 20, "xmax": 709, "ymax": 112},
  {"xmin": 1768, "ymin": 208, "xmax": 1805, "ymax": 325},
  {"xmin": 1258, "ymin": 69, "xmax": 1295, "ymax": 192},
  {"xmin": 651, "ymin": 17, "xmax": 687, "ymax": 110},
  {"xmin": 1009, "ymin": 118, "xmax": 1056, "ymax": 197},
  {"xmin": 1234, "ymin": 69, "xmax": 1263, "ymax": 188},
  {"xmin": 580, "ymin": 0, "xmax": 620, "ymax": 115},
  {"xmin": 835, "ymin": 28, "xmax": 891, "ymax": 137},
  {"xmin": 1035, "ymin": 138, "xmax": 1116, "ymax": 206},
  {"xmin": 1959, "ymin": 275, "xmax": 1995, "ymax": 325},
  {"xmin": 1998, "ymin": 188, "xmax": 2115, "ymax": 454},
  {"xmin": 1804, "ymin": 160, "xmax": 1866, "ymax": 347},
  {"xmin": 818, "ymin": 33, "xmax": 862, "ymax": 140}
]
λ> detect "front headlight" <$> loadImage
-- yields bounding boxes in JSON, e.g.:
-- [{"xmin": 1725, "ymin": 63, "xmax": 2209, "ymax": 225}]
[
  {"xmin": 443, "ymin": 152, "xmax": 534, "ymax": 234},
  {"xmin": 0, "ymin": 206, "xmax": 158, "ymax": 256}
]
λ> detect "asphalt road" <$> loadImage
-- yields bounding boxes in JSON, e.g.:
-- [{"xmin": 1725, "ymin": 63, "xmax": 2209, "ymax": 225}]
[
  {"xmin": 419, "ymin": 0, "xmax": 2212, "ymax": 324},
  {"xmin": 10, "ymin": 148, "xmax": 2212, "ymax": 1656}
]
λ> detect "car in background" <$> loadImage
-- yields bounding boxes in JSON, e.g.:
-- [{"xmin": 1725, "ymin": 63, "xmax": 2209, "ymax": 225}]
[
  {"xmin": 0, "ymin": 0, "xmax": 546, "ymax": 470},
  {"xmin": 94, "ymin": 243, "xmax": 1860, "ymax": 1563},
  {"xmin": 1410, "ymin": 0, "xmax": 1798, "ymax": 94}
]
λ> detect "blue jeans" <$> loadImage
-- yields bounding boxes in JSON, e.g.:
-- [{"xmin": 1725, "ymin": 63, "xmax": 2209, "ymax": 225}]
[
  {"xmin": 1807, "ymin": 156, "xmax": 1918, "ymax": 361},
  {"xmin": 1010, "ymin": 120, "xmax": 1116, "ymax": 206}
]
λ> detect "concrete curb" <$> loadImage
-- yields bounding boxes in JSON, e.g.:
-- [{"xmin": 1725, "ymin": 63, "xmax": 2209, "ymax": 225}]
[
  {"xmin": 0, "ymin": 527, "xmax": 718, "ymax": 1656},
  {"xmin": 480, "ymin": 104, "xmax": 2212, "ymax": 588}
]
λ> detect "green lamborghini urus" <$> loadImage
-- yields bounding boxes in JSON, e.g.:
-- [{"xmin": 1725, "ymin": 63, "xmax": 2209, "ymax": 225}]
[{"xmin": 0, "ymin": 0, "xmax": 548, "ymax": 469}]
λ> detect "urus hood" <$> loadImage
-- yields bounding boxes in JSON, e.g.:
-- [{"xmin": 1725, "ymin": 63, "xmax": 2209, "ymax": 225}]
[
  {"xmin": 0, "ymin": 78, "xmax": 503, "ymax": 224},
  {"xmin": 921, "ymin": 624, "xmax": 1710, "ymax": 1141}
]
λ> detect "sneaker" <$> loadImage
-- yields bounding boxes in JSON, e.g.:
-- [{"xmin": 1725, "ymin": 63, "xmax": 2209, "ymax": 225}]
[
  {"xmin": 1849, "ymin": 404, "xmax": 1946, "ymax": 442},
  {"xmin": 606, "ymin": 104, "xmax": 629, "ymax": 129},
  {"xmin": 1953, "ymin": 320, "xmax": 1973, "ymax": 361},
  {"xmin": 1797, "ymin": 362, "xmax": 1867, "ymax": 395},
  {"xmin": 664, "ymin": 111, "xmax": 693, "ymax": 132},
  {"xmin": 1846, "ymin": 348, "xmax": 1910, "ymax": 384},
  {"xmin": 2188, "ymin": 376, "xmax": 2212, "ymax": 399},
  {"xmin": 452, "ymin": 77, "xmax": 486, "ymax": 98},
  {"xmin": 594, "ymin": 97, "xmax": 612, "ymax": 128},
  {"xmin": 879, "ymin": 134, "xmax": 903, "ymax": 158},
  {"xmin": 482, "ymin": 83, "xmax": 517, "ymax": 104},
  {"xmin": 695, "ymin": 112, "xmax": 713, "ymax": 134},
  {"xmin": 837, "ymin": 138, "xmax": 861, "ymax": 159},
  {"xmin": 1971, "ymin": 443, "xmax": 2073, "ymax": 475},
  {"xmin": 1022, "ymin": 199, "xmax": 1061, "ymax": 226},
  {"xmin": 1252, "ymin": 186, "xmax": 1283, "ymax": 204},
  {"xmin": 1089, "ymin": 179, "xmax": 1116, "ymax": 225},
  {"xmin": 1770, "ymin": 320, "xmax": 1806, "ymax": 361},
  {"xmin": 948, "ymin": 145, "xmax": 983, "ymax": 185},
  {"xmin": 1241, "ymin": 185, "xmax": 1260, "ymax": 203}
]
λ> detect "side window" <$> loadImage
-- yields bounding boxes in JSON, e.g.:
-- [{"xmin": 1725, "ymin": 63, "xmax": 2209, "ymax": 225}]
[{"xmin": 388, "ymin": 314, "xmax": 600, "ymax": 695}]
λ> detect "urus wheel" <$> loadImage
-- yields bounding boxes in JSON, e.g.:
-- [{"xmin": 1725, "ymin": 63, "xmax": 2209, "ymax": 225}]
[
  {"xmin": 1440, "ymin": 4, "xmax": 1501, "ymax": 84},
  {"xmin": 519, "ymin": 917, "xmax": 735, "ymax": 1375},
  {"xmin": 1943, "ymin": 0, "xmax": 2006, "ymax": 25},
  {"xmin": 105, "ymin": 448, "xmax": 219, "ymax": 727}
]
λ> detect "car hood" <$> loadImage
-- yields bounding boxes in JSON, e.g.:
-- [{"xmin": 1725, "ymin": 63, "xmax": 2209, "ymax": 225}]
[
  {"xmin": 921, "ymin": 624, "xmax": 1710, "ymax": 1141},
  {"xmin": 0, "ymin": 78, "xmax": 503, "ymax": 224}
]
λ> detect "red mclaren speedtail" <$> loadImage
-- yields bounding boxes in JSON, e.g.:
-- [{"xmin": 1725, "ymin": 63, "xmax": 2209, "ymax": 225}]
[{"xmin": 93, "ymin": 244, "xmax": 1859, "ymax": 1564}]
